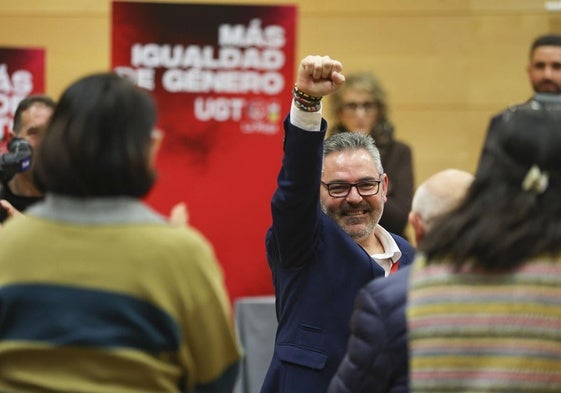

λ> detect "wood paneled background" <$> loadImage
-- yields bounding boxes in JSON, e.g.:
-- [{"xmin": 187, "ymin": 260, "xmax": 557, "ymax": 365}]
[{"xmin": 1, "ymin": 0, "xmax": 558, "ymax": 187}]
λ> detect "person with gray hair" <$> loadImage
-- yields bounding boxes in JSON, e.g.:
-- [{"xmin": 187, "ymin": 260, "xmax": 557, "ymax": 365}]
[
  {"xmin": 327, "ymin": 71, "xmax": 414, "ymax": 239},
  {"xmin": 320, "ymin": 132, "xmax": 386, "ymax": 242},
  {"xmin": 261, "ymin": 55, "xmax": 415, "ymax": 393},
  {"xmin": 323, "ymin": 130, "xmax": 383, "ymax": 171},
  {"xmin": 408, "ymin": 168, "xmax": 474, "ymax": 245}
]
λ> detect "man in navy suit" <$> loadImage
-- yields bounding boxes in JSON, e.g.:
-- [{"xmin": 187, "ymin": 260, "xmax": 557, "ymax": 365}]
[{"xmin": 260, "ymin": 55, "xmax": 415, "ymax": 393}]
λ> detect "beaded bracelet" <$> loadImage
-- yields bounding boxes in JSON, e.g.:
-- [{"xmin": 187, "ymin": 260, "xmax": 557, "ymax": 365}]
[
  {"xmin": 293, "ymin": 84, "xmax": 322, "ymax": 112},
  {"xmin": 293, "ymin": 96, "xmax": 321, "ymax": 112},
  {"xmin": 293, "ymin": 84, "xmax": 322, "ymax": 103}
]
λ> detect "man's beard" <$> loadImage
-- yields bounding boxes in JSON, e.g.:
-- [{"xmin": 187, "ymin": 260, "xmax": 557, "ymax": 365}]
[
  {"xmin": 534, "ymin": 79, "xmax": 561, "ymax": 94},
  {"xmin": 321, "ymin": 200, "xmax": 380, "ymax": 241},
  {"xmin": 345, "ymin": 219, "xmax": 377, "ymax": 241}
]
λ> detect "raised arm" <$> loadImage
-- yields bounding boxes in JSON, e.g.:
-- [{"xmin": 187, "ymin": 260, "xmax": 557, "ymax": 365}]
[
  {"xmin": 267, "ymin": 56, "xmax": 345, "ymax": 269},
  {"xmin": 296, "ymin": 55, "xmax": 345, "ymax": 97}
]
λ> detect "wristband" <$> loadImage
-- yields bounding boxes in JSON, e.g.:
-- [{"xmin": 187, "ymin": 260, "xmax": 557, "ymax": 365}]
[{"xmin": 293, "ymin": 84, "xmax": 322, "ymax": 103}]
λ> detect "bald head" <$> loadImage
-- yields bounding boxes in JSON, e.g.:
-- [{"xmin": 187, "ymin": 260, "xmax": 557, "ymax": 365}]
[{"xmin": 409, "ymin": 169, "xmax": 474, "ymax": 245}]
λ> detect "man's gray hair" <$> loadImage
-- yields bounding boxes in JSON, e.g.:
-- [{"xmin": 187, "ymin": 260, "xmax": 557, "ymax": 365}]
[{"xmin": 323, "ymin": 132, "xmax": 384, "ymax": 174}]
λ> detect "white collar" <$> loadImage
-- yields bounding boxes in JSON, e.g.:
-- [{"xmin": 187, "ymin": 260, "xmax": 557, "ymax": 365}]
[{"xmin": 370, "ymin": 225, "xmax": 402, "ymax": 276}]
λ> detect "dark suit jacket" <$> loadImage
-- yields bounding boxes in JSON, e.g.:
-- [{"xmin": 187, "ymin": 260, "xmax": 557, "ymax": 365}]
[
  {"xmin": 378, "ymin": 140, "xmax": 414, "ymax": 238},
  {"xmin": 260, "ymin": 117, "xmax": 415, "ymax": 393},
  {"xmin": 328, "ymin": 265, "xmax": 412, "ymax": 393}
]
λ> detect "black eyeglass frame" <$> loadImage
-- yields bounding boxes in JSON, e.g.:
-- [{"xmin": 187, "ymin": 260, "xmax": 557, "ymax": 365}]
[{"xmin": 321, "ymin": 177, "xmax": 383, "ymax": 198}]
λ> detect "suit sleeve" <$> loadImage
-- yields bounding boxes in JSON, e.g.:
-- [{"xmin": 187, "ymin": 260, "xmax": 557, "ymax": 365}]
[{"xmin": 267, "ymin": 116, "xmax": 328, "ymax": 269}]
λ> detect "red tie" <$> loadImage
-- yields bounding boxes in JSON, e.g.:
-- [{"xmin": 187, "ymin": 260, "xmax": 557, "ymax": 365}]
[{"xmin": 390, "ymin": 261, "xmax": 399, "ymax": 274}]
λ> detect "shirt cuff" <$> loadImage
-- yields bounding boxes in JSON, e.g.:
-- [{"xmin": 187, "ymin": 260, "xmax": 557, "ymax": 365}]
[{"xmin": 290, "ymin": 100, "xmax": 323, "ymax": 131}]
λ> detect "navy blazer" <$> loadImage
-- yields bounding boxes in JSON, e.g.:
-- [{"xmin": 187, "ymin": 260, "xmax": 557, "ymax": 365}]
[
  {"xmin": 260, "ymin": 117, "xmax": 415, "ymax": 393},
  {"xmin": 328, "ymin": 265, "xmax": 412, "ymax": 393}
]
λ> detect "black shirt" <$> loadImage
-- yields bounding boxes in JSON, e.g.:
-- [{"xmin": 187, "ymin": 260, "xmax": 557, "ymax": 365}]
[{"xmin": 0, "ymin": 180, "xmax": 43, "ymax": 223}]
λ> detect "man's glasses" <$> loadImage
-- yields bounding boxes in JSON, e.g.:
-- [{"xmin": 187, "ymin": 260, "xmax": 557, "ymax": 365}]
[
  {"xmin": 321, "ymin": 179, "xmax": 382, "ymax": 198},
  {"xmin": 341, "ymin": 101, "xmax": 377, "ymax": 113}
]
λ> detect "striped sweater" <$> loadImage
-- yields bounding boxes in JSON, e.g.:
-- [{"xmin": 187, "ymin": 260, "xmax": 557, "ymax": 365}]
[
  {"xmin": 0, "ymin": 197, "xmax": 241, "ymax": 393},
  {"xmin": 407, "ymin": 256, "xmax": 561, "ymax": 392}
]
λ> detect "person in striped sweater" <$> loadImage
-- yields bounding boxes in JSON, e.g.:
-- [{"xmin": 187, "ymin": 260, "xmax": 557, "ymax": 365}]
[{"xmin": 407, "ymin": 105, "xmax": 561, "ymax": 392}]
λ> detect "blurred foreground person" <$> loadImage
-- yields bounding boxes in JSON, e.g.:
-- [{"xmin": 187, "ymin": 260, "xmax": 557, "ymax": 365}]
[
  {"xmin": 0, "ymin": 73, "xmax": 240, "ymax": 393},
  {"xmin": 408, "ymin": 106, "xmax": 561, "ymax": 392}
]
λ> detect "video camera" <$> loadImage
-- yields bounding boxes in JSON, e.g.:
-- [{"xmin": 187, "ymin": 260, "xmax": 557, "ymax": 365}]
[{"xmin": 0, "ymin": 138, "xmax": 33, "ymax": 182}]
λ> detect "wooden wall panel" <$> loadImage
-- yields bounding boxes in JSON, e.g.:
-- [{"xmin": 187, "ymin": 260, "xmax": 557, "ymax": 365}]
[
  {"xmin": 0, "ymin": 0, "xmax": 556, "ymax": 187},
  {"xmin": 0, "ymin": 14, "xmax": 108, "ymax": 95}
]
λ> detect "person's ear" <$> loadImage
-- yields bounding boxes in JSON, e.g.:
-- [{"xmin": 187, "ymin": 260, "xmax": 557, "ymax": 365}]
[
  {"xmin": 408, "ymin": 211, "xmax": 425, "ymax": 246},
  {"xmin": 149, "ymin": 128, "xmax": 163, "ymax": 167},
  {"xmin": 380, "ymin": 173, "xmax": 389, "ymax": 203}
]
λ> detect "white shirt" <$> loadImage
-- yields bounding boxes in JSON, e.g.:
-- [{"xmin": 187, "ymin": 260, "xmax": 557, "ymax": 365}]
[
  {"xmin": 370, "ymin": 225, "xmax": 402, "ymax": 276},
  {"xmin": 290, "ymin": 101, "xmax": 323, "ymax": 131}
]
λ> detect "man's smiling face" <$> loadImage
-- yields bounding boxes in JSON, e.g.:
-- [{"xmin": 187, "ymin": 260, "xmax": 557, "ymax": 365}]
[{"xmin": 320, "ymin": 148, "xmax": 387, "ymax": 242}]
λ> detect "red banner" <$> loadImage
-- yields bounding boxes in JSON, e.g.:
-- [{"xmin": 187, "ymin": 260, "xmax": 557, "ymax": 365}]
[
  {"xmin": 111, "ymin": 1, "xmax": 297, "ymax": 301},
  {"xmin": 0, "ymin": 47, "xmax": 45, "ymax": 152}
]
